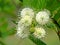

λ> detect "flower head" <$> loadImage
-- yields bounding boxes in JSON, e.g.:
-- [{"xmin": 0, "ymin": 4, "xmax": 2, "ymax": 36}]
[
  {"xmin": 18, "ymin": 15, "xmax": 32, "ymax": 26},
  {"xmin": 17, "ymin": 25, "xmax": 29, "ymax": 39},
  {"xmin": 17, "ymin": 29, "xmax": 29, "ymax": 39},
  {"xmin": 36, "ymin": 10, "xmax": 50, "ymax": 25},
  {"xmin": 21, "ymin": 8, "xmax": 34, "ymax": 18},
  {"xmin": 33, "ymin": 27, "xmax": 46, "ymax": 39}
]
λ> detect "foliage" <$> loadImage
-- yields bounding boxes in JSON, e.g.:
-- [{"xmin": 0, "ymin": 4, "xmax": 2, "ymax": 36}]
[
  {"xmin": 23, "ymin": 0, "xmax": 60, "ymax": 30},
  {"xmin": 23, "ymin": 0, "xmax": 60, "ymax": 45},
  {"xmin": 0, "ymin": 0, "xmax": 21, "ymax": 38},
  {"xmin": 0, "ymin": 0, "xmax": 60, "ymax": 45}
]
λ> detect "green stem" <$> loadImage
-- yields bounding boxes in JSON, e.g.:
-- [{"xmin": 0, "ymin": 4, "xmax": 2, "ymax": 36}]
[{"xmin": 29, "ymin": 35, "xmax": 46, "ymax": 45}]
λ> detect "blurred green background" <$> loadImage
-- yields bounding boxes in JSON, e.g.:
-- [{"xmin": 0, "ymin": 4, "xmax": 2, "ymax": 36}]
[{"xmin": 0, "ymin": 0, "xmax": 60, "ymax": 45}]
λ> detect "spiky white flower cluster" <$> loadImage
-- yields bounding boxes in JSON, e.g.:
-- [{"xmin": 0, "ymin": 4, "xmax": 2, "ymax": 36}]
[
  {"xmin": 33, "ymin": 27, "xmax": 46, "ymax": 39},
  {"xmin": 18, "ymin": 15, "xmax": 32, "ymax": 26},
  {"xmin": 17, "ymin": 8, "xmax": 50, "ymax": 39},
  {"xmin": 17, "ymin": 26, "xmax": 29, "ymax": 38},
  {"xmin": 17, "ymin": 8, "xmax": 34, "ymax": 38},
  {"xmin": 36, "ymin": 10, "xmax": 50, "ymax": 25},
  {"xmin": 21, "ymin": 8, "xmax": 34, "ymax": 18}
]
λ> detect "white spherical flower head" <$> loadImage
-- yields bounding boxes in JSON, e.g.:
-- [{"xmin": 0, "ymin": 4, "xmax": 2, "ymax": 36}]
[
  {"xmin": 18, "ymin": 15, "xmax": 32, "ymax": 26},
  {"xmin": 17, "ymin": 27, "xmax": 29, "ymax": 39},
  {"xmin": 17, "ymin": 25, "xmax": 29, "ymax": 39},
  {"xmin": 21, "ymin": 8, "xmax": 34, "ymax": 18},
  {"xmin": 36, "ymin": 10, "xmax": 50, "ymax": 25},
  {"xmin": 33, "ymin": 27, "xmax": 46, "ymax": 39},
  {"xmin": 17, "ymin": 28, "xmax": 24, "ymax": 38}
]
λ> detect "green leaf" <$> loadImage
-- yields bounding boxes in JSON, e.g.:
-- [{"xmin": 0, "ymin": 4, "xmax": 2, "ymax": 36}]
[
  {"xmin": 46, "ymin": 0, "xmax": 60, "ymax": 11},
  {"xmin": 54, "ymin": 9, "xmax": 60, "ymax": 26},
  {"xmin": 23, "ymin": 0, "xmax": 47, "ymax": 10},
  {"xmin": 29, "ymin": 35, "xmax": 46, "ymax": 45}
]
